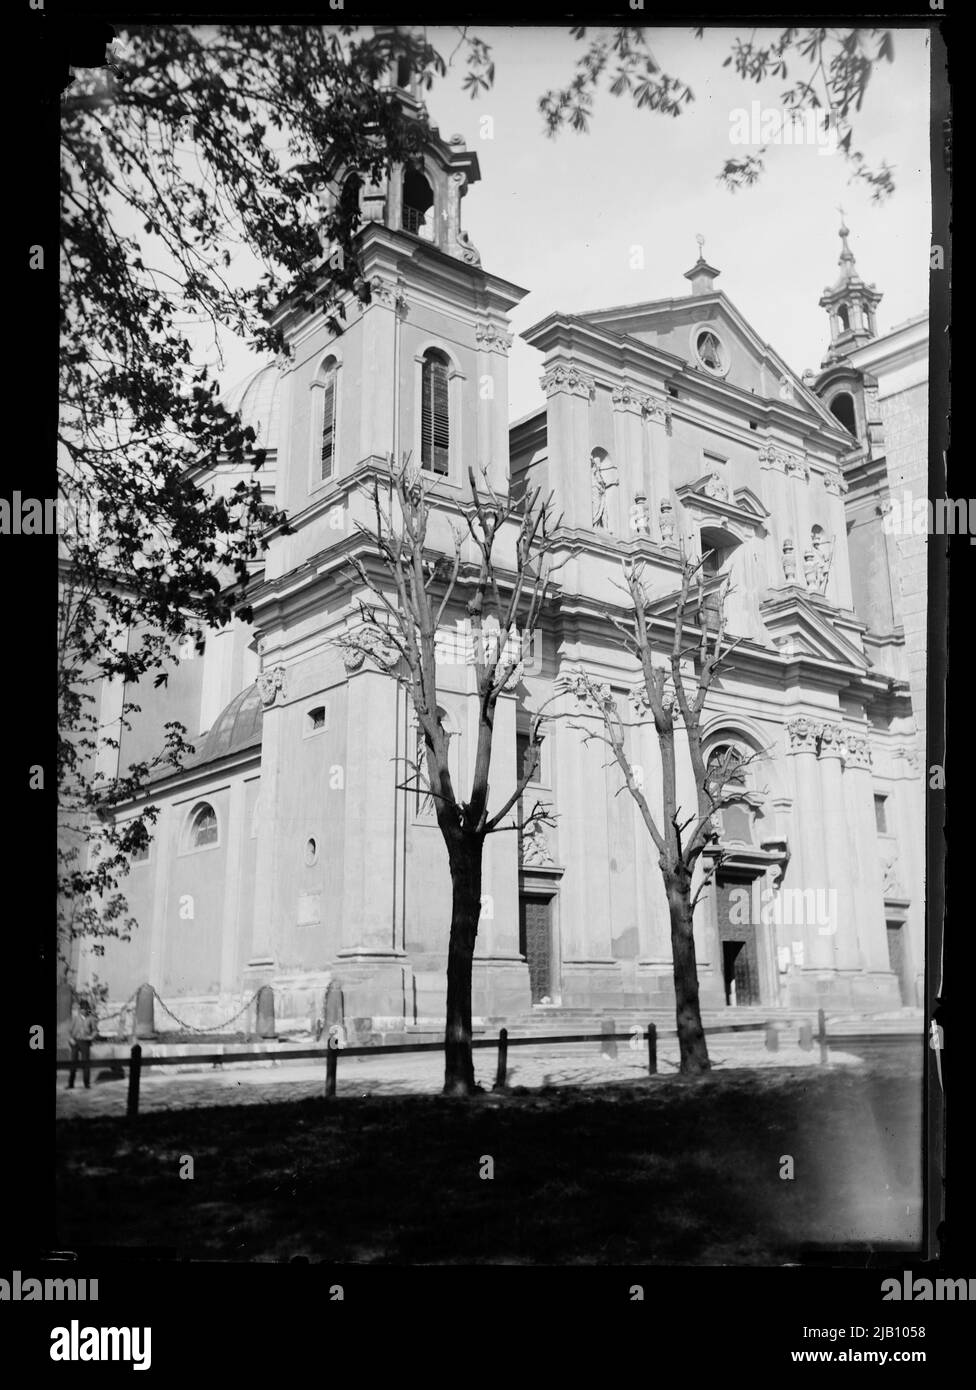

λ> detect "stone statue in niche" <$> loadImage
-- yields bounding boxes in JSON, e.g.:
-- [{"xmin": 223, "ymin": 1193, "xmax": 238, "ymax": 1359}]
[
  {"xmin": 782, "ymin": 538, "xmax": 797, "ymax": 582},
  {"xmin": 632, "ymin": 491, "xmax": 650, "ymax": 535},
  {"xmin": 659, "ymin": 498, "xmax": 676, "ymax": 543},
  {"xmin": 590, "ymin": 450, "xmax": 617, "ymax": 530},
  {"xmin": 703, "ymin": 470, "xmax": 729, "ymax": 501},
  {"xmin": 811, "ymin": 534, "xmax": 832, "ymax": 593},
  {"xmin": 802, "ymin": 549, "xmax": 820, "ymax": 590},
  {"xmin": 520, "ymin": 818, "xmax": 554, "ymax": 867}
]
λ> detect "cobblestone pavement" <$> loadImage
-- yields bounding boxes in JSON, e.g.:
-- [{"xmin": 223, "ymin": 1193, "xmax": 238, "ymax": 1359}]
[{"xmin": 57, "ymin": 1035, "xmax": 862, "ymax": 1120}]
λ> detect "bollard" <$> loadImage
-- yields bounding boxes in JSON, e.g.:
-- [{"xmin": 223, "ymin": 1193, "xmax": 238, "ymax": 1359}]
[
  {"xmin": 646, "ymin": 1023, "xmax": 657, "ymax": 1075},
  {"xmin": 325, "ymin": 1042, "xmax": 338, "ymax": 1098},
  {"xmin": 765, "ymin": 1022, "xmax": 779, "ymax": 1052},
  {"xmin": 324, "ymin": 979, "xmax": 344, "ymax": 1034},
  {"xmin": 817, "ymin": 1008, "xmax": 828, "ymax": 1065},
  {"xmin": 493, "ymin": 1028, "xmax": 509, "ymax": 1091},
  {"xmin": 798, "ymin": 1021, "xmax": 813, "ymax": 1051},
  {"xmin": 601, "ymin": 1018, "xmax": 617, "ymax": 1059},
  {"xmin": 255, "ymin": 985, "xmax": 275, "ymax": 1039},
  {"xmin": 135, "ymin": 984, "xmax": 155, "ymax": 1040},
  {"xmin": 126, "ymin": 1044, "xmax": 142, "ymax": 1121}
]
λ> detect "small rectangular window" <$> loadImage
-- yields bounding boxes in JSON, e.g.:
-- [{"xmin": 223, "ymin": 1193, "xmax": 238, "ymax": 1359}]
[{"xmin": 874, "ymin": 794, "xmax": 888, "ymax": 834}]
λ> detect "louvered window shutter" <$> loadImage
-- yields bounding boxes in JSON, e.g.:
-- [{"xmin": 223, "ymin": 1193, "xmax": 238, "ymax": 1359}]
[
  {"xmin": 421, "ymin": 356, "xmax": 450, "ymax": 475},
  {"xmin": 320, "ymin": 371, "xmax": 336, "ymax": 480}
]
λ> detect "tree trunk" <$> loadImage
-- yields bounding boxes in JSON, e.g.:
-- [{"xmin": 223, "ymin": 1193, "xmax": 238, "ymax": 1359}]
[
  {"xmin": 668, "ymin": 880, "xmax": 711, "ymax": 1075},
  {"xmin": 443, "ymin": 835, "xmax": 484, "ymax": 1096}
]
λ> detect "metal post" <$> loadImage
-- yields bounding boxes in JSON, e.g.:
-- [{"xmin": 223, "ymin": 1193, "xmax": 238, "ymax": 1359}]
[
  {"xmin": 493, "ymin": 1028, "xmax": 508, "ymax": 1091},
  {"xmin": 646, "ymin": 1023, "xmax": 657, "ymax": 1075},
  {"xmin": 325, "ymin": 1043, "xmax": 338, "ymax": 1098},
  {"xmin": 126, "ymin": 1044, "xmax": 142, "ymax": 1121}
]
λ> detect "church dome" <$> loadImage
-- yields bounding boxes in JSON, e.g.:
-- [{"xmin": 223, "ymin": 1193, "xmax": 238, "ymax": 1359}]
[
  {"xmin": 186, "ymin": 681, "xmax": 264, "ymax": 770},
  {"xmin": 221, "ymin": 364, "xmax": 282, "ymax": 450}
]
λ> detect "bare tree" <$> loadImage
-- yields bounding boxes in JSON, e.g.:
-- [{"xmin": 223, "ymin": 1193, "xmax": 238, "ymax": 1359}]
[
  {"xmin": 338, "ymin": 457, "xmax": 563, "ymax": 1095},
  {"xmin": 565, "ymin": 554, "xmax": 759, "ymax": 1075}
]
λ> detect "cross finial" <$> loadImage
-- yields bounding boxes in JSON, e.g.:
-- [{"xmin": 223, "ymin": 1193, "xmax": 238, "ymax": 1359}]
[{"xmin": 696, "ymin": 232, "xmax": 705, "ymax": 259}]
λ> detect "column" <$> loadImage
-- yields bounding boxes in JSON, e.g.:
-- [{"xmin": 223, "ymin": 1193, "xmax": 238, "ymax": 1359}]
[
  {"xmin": 475, "ymin": 322, "xmax": 514, "ymax": 497},
  {"xmin": 358, "ymin": 279, "xmax": 398, "ymax": 465},
  {"xmin": 541, "ymin": 365, "xmax": 595, "ymax": 530},
  {"xmin": 842, "ymin": 733, "xmax": 891, "ymax": 976},
  {"xmin": 817, "ymin": 724, "xmax": 858, "ymax": 974},
  {"xmin": 146, "ymin": 801, "xmax": 175, "ymax": 992},
  {"xmin": 611, "ymin": 385, "xmax": 646, "ymax": 536},
  {"xmin": 339, "ymin": 666, "xmax": 402, "ymax": 959},
  {"xmin": 823, "ymin": 474, "xmax": 854, "ymax": 609},
  {"xmin": 219, "ymin": 778, "xmax": 247, "ymax": 996},
  {"xmin": 246, "ymin": 680, "xmax": 284, "ymax": 986},
  {"xmin": 758, "ymin": 446, "xmax": 793, "ymax": 587},
  {"xmin": 644, "ymin": 397, "xmax": 670, "ymax": 543},
  {"xmin": 784, "ymin": 717, "xmax": 832, "ymax": 971}
]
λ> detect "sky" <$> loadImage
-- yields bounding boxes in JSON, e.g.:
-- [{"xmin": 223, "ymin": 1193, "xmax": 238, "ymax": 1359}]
[{"xmin": 215, "ymin": 25, "xmax": 932, "ymax": 422}]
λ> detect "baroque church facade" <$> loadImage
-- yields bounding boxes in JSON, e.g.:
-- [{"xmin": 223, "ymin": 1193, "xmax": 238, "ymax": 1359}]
[{"xmin": 77, "ymin": 69, "xmax": 926, "ymax": 1037}]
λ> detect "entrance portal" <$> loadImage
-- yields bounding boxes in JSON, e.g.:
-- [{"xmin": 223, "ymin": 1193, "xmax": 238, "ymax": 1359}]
[
  {"xmin": 716, "ymin": 878, "xmax": 761, "ymax": 1006},
  {"xmin": 519, "ymin": 895, "xmax": 554, "ymax": 1003},
  {"xmin": 886, "ymin": 921, "xmax": 912, "ymax": 1005}
]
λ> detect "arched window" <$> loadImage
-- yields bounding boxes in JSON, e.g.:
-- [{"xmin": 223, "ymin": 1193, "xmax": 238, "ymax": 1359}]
[
  {"xmin": 706, "ymin": 743, "xmax": 753, "ymax": 843},
  {"xmin": 421, "ymin": 350, "xmax": 450, "ymax": 475},
  {"xmin": 837, "ymin": 304, "xmax": 851, "ymax": 332},
  {"xmin": 184, "ymin": 802, "xmax": 218, "ymax": 851},
  {"xmin": 402, "ymin": 167, "xmax": 434, "ymax": 237},
  {"xmin": 707, "ymin": 743, "xmax": 748, "ymax": 787},
  {"xmin": 830, "ymin": 392, "xmax": 858, "ymax": 437},
  {"xmin": 319, "ymin": 358, "xmax": 338, "ymax": 480}
]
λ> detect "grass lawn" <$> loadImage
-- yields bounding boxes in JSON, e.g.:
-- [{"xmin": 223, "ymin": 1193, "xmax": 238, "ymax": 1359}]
[{"xmin": 56, "ymin": 1065, "xmax": 922, "ymax": 1264}]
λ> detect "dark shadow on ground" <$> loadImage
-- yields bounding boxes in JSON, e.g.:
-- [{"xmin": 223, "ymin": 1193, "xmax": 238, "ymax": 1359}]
[{"xmin": 56, "ymin": 1061, "xmax": 923, "ymax": 1265}]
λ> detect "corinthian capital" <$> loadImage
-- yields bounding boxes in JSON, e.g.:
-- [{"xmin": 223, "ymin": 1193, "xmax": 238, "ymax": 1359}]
[
  {"xmin": 785, "ymin": 716, "xmax": 822, "ymax": 752},
  {"xmin": 844, "ymin": 734, "xmax": 872, "ymax": 770},
  {"xmin": 540, "ymin": 364, "xmax": 595, "ymax": 399},
  {"xmin": 818, "ymin": 722, "xmax": 846, "ymax": 758},
  {"xmin": 759, "ymin": 445, "xmax": 805, "ymax": 476},
  {"xmin": 475, "ymin": 322, "xmax": 513, "ymax": 355},
  {"xmin": 610, "ymin": 383, "xmax": 648, "ymax": 413}
]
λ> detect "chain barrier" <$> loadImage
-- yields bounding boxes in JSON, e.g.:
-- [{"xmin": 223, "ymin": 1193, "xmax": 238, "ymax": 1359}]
[
  {"xmin": 145, "ymin": 985, "xmax": 261, "ymax": 1034},
  {"xmin": 87, "ymin": 986, "xmax": 262, "ymax": 1037}
]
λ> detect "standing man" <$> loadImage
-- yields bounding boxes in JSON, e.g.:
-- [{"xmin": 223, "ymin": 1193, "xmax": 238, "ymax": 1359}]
[{"xmin": 67, "ymin": 999, "xmax": 98, "ymax": 1089}]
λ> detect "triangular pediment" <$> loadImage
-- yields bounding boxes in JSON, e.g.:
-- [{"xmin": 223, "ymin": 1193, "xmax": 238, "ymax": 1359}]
[
  {"xmin": 760, "ymin": 592, "xmax": 871, "ymax": 670},
  {"xmin": 579, "ymin": 292, "xmax": 840, "ymax": 425},
  {"xmin": 676, "ymin": 475, "xmax": 770, "ymax": 533}
]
